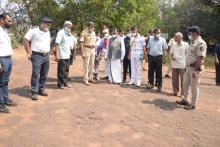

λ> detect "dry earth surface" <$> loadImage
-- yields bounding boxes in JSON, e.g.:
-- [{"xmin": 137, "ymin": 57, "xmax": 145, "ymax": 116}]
[{"xmin": 0, "ymin": 49, "xmax": 220, "ymax": 147}]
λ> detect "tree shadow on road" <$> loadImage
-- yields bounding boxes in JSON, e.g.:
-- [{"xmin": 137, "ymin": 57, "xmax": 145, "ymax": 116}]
[
  {"xmin": 9, "ymin": 86, "xmax": 31, "ymax": 99},
  {"xmin": 142, "ymin": 98, "xmax": 181, "ymax": 111}
]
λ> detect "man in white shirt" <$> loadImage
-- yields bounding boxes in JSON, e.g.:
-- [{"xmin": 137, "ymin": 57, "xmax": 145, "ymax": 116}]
[
  {"xmin": 55, "ymin": 21, "xmax": 75, "ymax": 89},
  {"xmin": 170, "ymin": 32, "xmax": 189, "ymax": 98},
  {"xmin": 128, "ymin": 26, "xmax": 146, "ymax": 87},
  {"xmin": 0, "ymin": 13, "xmax": 17, "ymax": 113},
  {"xmin": 23, "ymin": 17, "xmax": 53, "ymax": 100}
]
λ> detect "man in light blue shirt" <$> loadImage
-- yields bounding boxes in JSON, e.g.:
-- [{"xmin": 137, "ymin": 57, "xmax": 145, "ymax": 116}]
[
  {"xmin": 146, "ymin": 28, "xmax": 168, "ymax": 92},
  {"xmin": 55, "ymin": 21, "xmax": 75, "ymax": 89}
]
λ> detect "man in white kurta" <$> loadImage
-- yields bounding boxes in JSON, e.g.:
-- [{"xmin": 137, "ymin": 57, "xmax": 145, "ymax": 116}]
[
  {"xmin": 129, "ymin": 27, "xmax": 146, "ymax": 87},
  {"xmin": 105, "ymin": 28, "xmax": 125, "ymax": 84}
]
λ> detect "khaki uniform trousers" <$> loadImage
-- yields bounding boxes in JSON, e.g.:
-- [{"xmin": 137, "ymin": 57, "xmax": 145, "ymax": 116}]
[
  {"xmin": 83, "ymin": 48, "xmax": 95, "ymax": 82},
  {"xmin": 183, "ymin": 67, "xmax": 202, "ymax": 107}
]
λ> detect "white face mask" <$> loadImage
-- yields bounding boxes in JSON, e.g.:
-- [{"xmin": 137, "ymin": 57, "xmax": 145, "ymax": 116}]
[
  {"xmin": 188, "ymin": 35, "xmax": 193, "ymax": 40},
  {"xmin": 112, "ymin": 35, "xmax": 117, "ymax": 38},
  {"xmin": 44, "ymin": 28, "xmax": 49, "ymax": 32},
  {"xmin": 155, "ymin": 34, "xmax": 161, "ymax": 38},
  {"xmin": 64, "ymin": 27, "xmax": 71, "ymax": 35}
]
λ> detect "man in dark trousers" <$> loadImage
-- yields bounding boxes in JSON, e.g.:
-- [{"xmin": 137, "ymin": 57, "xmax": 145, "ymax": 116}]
[
  {"xmin": 123, "ymin": 32, "xmax": 131, "ymax": 83},
  {"xmin": 146, "ymin": 28, "xmax": 168, "ymax": 92},
  {"xmin": 214, "ymin": 44, "xmax": 220, "ymax": 86}
]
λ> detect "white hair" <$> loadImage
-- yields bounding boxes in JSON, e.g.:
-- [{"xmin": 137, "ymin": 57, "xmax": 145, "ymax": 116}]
[{"xmin": 175, "ymin": 32, "xmax": 183, "ymax": 39}]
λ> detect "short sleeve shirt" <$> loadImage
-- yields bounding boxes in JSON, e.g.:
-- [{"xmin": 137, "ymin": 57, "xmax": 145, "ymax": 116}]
[
  {"xmin": 56, "ymin": 29, "xmax": 76, "ymax": 59},
  {"xmin": 147, "ymin": 37, "xmax": 168, "ymax": 56},
  {"xmin": 130, "ymin": 34, "xmax": 146, "ymax": 51},
  {"xmin": 170, "ymin": 41, "xmax": 189, "ymax": 68},
  {"xmin": 186, "ymin": 36, "xmax": 207, "ymax": 66},
  {"xmin": 0, "ymin": 27, "xmax": 13, "ymax": 56},
  {"xmin": 24, "ymin": 27, "xmax": 51, "ymax": 53},
  {"xmin": 79, "ymin": 29, "xmax": 96, "ymax": 47}
]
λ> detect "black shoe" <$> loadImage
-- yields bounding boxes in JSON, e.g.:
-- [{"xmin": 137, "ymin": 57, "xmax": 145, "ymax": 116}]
[
  {"xmin": 184, "ymin": 105, "xmax": 196, "ymax": 110},
  {"xmin": 157, "ymin": 87, "xmax": 162, "ymax": 92},
  {"xmin": 4, "ymin": 99, "xmax": 17, "ymax": 106},
  {"xmin": 31, "ymin": 94, "xmax": 38, "ymax": 100},
  {"xmin": 64, "ymin": 84, "xmax": 72, "ymax": 88},
  {"xmin": 58, "ymin": 85, "xmax": 65, "ymax": 89},
  {"xmin": 165, "ymin": 74, "xmax": 171, "ymax": 78},
  {"xmin": 0, "ymin": 104, "xmax": 10, "ymax": 113},
  {"xmin": 176, "ymin": 99, "xmax": 189, "ymax": 106},
  {"xmin": 38, "ymin": 91, "xmax": 48, "ymax": 96},
  {"xmin": 146, "ymin": 83, "xmax": 154, "ymax": 89}
]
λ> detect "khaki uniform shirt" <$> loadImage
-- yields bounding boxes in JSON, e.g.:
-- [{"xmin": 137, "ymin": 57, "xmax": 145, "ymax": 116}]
[
  {"xmin": 79, "ymin": 29, "xmax": 96, "ymax": 47},
  {"xmin": 186, "ymin": 36, "xmax": 207, "ymax": 70}
]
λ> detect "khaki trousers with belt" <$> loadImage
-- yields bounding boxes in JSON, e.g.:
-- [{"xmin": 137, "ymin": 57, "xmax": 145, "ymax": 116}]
[
  {"xmin": 183, "ymin": 67, "xmax": 202, "ymax": 107},
  {"xmin": 83, "ymin": 48, "xmax": 95, "ymax": 82}
]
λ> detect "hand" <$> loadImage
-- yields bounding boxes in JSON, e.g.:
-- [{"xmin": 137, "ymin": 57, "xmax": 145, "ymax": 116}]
[
  {"xmin": 192, "ymin": 70, "xmax": 197, "ymax": 78},
  {"xmin": 55, "ymin": 56, "xmax": 59, "ymax": 62},
  {"xmin": 216, "ymin": 60, "xmax": 219, "ymax": 65},
  {"xmin": 27, "ymin": 54, "xmax": 32, "ymax": 60},
  {"xmin": 0, "ymin": 63, "xmax": 2, "ymax": 72},
  {"xmin": 172, "ymin": 57, "xmax": 176, "ymax": 60},
  {"xmin": 82, "ymin": 54, "xmax": 85, "ymax": 59}
]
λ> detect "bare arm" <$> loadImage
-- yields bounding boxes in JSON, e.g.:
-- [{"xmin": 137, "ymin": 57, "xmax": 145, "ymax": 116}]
[
  {"xmin": 54, "ymin": 43, "xmax": 60, "ymax": 62},
  {"xmin": 80, "ymin": 42, "xmax": 85, "ymax": 59},
  {"xmin": 23, "ymin": 38, "xmax": 32, "ymax": 60},
  {"xmin": 215, "ymin": 53, "xmax": 219, "ymax": 65}
]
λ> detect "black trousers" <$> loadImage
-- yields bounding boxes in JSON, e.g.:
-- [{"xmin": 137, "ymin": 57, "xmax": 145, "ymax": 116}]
[
  {"xmin": 148, "ymin": 55, "xmax": 163, "ymax": 88},
  {"xmin": 57, "ymin": 59, "xmax": 70, "ymax": 86},
  {"xmin": 123, "ymin": 58, "xmax": 131, "ymax": 81},
  {"xmin": 216, "ymin": 63, "xmax": 220, "ymax": 84}
]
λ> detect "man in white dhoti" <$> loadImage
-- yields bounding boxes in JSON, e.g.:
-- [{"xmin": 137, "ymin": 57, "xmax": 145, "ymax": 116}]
[
  {"xmin": 128, "ymin": 26, "xmax": 146, "ymax": 87},
  {"xmin": 105, "ymin": 28, "xmax": 125, "ymax": 84}
]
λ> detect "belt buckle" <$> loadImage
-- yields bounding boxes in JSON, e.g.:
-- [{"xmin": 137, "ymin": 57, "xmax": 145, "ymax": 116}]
[{"xmin": 43, "ymin": 53, "xmax": 47, "ymax": 56}]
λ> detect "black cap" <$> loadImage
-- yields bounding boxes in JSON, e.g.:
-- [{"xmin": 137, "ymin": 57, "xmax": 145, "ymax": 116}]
[
  {"xmin": 41, "ymin": 17, "xmax": 53, "ymax": 23},
  {"xmin": 187, "ymin": 26, "xmax": 201, "ymax": 34}
]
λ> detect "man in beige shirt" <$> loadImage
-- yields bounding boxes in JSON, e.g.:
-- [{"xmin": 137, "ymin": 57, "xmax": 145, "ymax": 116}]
[
  {"xmin": 79, "ymin": 22, "xmax": 96, "ymax": 86},
  {"xmin": 176, "ymin": 26, "xmax": 207, "ymax": 110}
]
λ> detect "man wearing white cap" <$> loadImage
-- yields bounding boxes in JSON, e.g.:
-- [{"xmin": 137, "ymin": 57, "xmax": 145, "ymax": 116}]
[{"xmin": 55, "ymin": 21, "xmax": 75, "ymax": 89}]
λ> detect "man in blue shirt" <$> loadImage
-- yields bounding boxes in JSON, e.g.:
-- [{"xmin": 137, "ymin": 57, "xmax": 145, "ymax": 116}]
[
  {"xmin": 146, "ymin": 28, "xmax": 168, "ymax": 92},
  {"xmin": 214, "ymin": 44, "xmax": 220, "ymax": 86}
]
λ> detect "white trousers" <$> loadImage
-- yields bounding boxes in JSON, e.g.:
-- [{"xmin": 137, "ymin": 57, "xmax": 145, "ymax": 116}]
[{"xmin": 130, "ymin": 50, "xmax": 142, "ymax": 84}]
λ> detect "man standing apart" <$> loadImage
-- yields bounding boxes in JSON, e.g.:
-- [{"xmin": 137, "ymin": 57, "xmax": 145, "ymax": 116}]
[
  {"xmin": 23, "ymin": 17, "xmax": 53, "ymax": 100},
  {"xmin": 0, "ymin": 14, "xmax": 17, "ymax": 113},
  {"xmin": 146, "ymin": 28, "xmax": 168, "ymax": 92},
  {"xmin": 176, "ymin": 26, "xmax": 207, "ymax": 110},
  {"xmin": 79, "ymin": 22, "xmax": 96, "ymax": 86},
  {"xmin": 214, "ymin": 43, "xmax": 220, "ymax": 86},
  {"xmin": 55, "ymin": 21, "xmax": 74, "ymax": 89},
  {"xmin": 170, "ymin": 32, "xmax": 188, "ymax": 98},
  {"xmin": 105, "ymin": 28, "xmax": 125, "ymax": 84},
  {"xmin": 128, "ymin": 26, "xmax": 146, "ymax": 87}
]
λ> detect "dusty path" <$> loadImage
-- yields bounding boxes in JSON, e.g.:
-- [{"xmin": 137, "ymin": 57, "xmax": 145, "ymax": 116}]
[{"xmin": 0, "ymin": 50, "xmax": 220, "ymax": 147}]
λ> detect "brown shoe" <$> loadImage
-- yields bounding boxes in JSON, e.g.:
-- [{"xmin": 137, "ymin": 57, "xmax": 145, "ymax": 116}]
[
  {"xmin": 184, "ymin": 105, "xmax": 196, "ymax": 110},
  {"xmin": 89, "ymin": 79, "xmax": 95, "ymax": 84},
  {"xmin": 84, "ymin": 81, "xmax": 90, "ymax": 86},
  {"xmin": 176, "ymin": 99, "xmax": 189, "ymax": 106}
]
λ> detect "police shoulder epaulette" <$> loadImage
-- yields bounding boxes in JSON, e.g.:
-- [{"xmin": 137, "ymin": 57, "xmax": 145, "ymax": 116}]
[{"xmin": 31, "ymin": 26, "xmax": 38, "ymax": 29}]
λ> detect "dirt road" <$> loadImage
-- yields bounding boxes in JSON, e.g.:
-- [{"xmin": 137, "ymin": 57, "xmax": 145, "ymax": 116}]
[{"xmin": 0, "ymin": 50, "xmax": 220, "ymax": 147}]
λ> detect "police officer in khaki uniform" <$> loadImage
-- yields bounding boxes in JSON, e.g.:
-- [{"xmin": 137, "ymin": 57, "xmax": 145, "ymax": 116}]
[
  {"xmin": 79, "ymin": 22, "xmax": 96, "ymax": 86},
  {"xmin": 176, "ymin": 26, "xmax": 207, "ymax": 110}
]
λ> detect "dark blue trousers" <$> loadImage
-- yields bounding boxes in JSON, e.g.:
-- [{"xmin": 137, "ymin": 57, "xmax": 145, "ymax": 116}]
[
  {"xmin": 0, "ymin": 56, "xmax": 12, "ymax": 104},
  {"xmin": 31, "ymin": 54, "xmax": 49, "ymax": 94}
]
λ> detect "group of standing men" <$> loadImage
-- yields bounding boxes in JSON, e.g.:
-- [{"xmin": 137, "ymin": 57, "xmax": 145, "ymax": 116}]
[{"xmin": 0, "ymin": 13, "xmax": 207, "ymax": 113}]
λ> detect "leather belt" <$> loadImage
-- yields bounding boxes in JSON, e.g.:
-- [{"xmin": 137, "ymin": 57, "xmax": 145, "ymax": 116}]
[
  {"xmin": 0, "ymin": 56, "xmax": 11, "ymax": 58},
  {"xmin": 84, "ymin": 45, "xmax": 95, "ymax": 49},
  {"xmin": 32, "ymin": 51, "xmax": 49, "ymax": 56}
]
